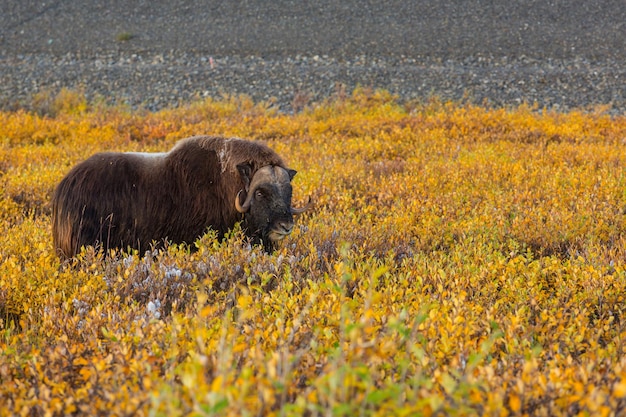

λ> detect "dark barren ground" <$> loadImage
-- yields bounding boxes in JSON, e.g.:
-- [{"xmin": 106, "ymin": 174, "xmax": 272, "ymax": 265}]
[{"xmin": 1, "ymin": 0, "xmax": 624, "ymax": 112}]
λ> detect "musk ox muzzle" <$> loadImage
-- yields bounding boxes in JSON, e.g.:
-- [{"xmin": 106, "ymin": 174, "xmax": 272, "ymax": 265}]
[{"xmin": 51, "ymin": 135, "xmax": 311, "ymax": 259}]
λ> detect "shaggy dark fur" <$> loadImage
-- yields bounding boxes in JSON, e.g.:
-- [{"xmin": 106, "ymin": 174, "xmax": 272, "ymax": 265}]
[{"xmin": 52, "ymin": 136, "xmax": 303, "ymax": 259}]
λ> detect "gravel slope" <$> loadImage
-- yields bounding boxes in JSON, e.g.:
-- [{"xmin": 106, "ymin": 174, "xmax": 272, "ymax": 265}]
[{"xmin": 1, "ymin": 0, "xmax": 624, "ymax": 112}]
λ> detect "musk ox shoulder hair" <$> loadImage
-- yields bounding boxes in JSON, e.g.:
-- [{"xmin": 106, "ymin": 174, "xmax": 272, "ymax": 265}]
[{"xmin": 52, "ymin": 135, "xmax": 310, "ymax": 259}]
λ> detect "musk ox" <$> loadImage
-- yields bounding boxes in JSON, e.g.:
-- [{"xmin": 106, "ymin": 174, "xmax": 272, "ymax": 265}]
[{"xmin": 51, "ymin": 135, "xmax": 310, "ymax": 259}]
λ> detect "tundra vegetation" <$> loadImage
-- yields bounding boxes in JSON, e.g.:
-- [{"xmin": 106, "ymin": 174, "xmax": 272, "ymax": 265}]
[{"xmin": 0, "ymin": 89, "xmax": 625, "ymax": 416}]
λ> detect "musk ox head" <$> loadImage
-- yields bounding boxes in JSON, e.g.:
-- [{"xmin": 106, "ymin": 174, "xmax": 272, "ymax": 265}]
[{"xmin": 235, "ymin": 163, "xmax": 311, "ymax": 250}]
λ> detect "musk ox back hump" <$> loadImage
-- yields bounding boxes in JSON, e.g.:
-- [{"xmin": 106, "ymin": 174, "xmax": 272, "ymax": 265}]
[{"xmin": 51, "ymin": 135, "xmax": 293, "ymax": 259}]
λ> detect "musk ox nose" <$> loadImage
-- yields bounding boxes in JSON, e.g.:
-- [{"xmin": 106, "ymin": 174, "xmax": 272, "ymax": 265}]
[
  {"xmin": 278, "ymin": 221, "xmax": 294, "ymax": 235},
  {"xmin": 268, "ymin": 219, "xmax": 294, "ymax": 243}
]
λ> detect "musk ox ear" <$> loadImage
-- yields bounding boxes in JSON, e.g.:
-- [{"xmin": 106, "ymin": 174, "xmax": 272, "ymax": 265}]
[
  {"xmin": 287, "ymin": 169, "xmax": 297, "ymax": 181},
  {"xmin": 237, "ymin": 163, "xmax": 253, "ymax": 191}
]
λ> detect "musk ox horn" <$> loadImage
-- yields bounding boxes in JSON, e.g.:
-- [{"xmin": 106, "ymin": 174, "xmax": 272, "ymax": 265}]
[
  {"xmin": 235, "ymin": 189, "xmax": 251, "ymax": 213},
  {"xmin": 291, "ymin": 196, "xmax": 312, "ymax": 215}
]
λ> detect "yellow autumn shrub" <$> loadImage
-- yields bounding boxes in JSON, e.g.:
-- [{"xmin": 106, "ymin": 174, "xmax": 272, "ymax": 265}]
[{"xmin": 1, "ymin": 89, "xmax": 625, "ymax": 416}]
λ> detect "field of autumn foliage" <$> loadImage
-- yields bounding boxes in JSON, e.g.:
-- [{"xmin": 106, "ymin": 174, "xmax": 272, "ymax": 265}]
[{"xmin": 1, "ymin": 89, "xmax": 626, "ymax": 416}]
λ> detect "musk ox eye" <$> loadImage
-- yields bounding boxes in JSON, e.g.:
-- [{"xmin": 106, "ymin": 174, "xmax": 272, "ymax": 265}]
[{"xmin": 255, "ymin": 190, "xmax": 264, "ymax": 199}]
